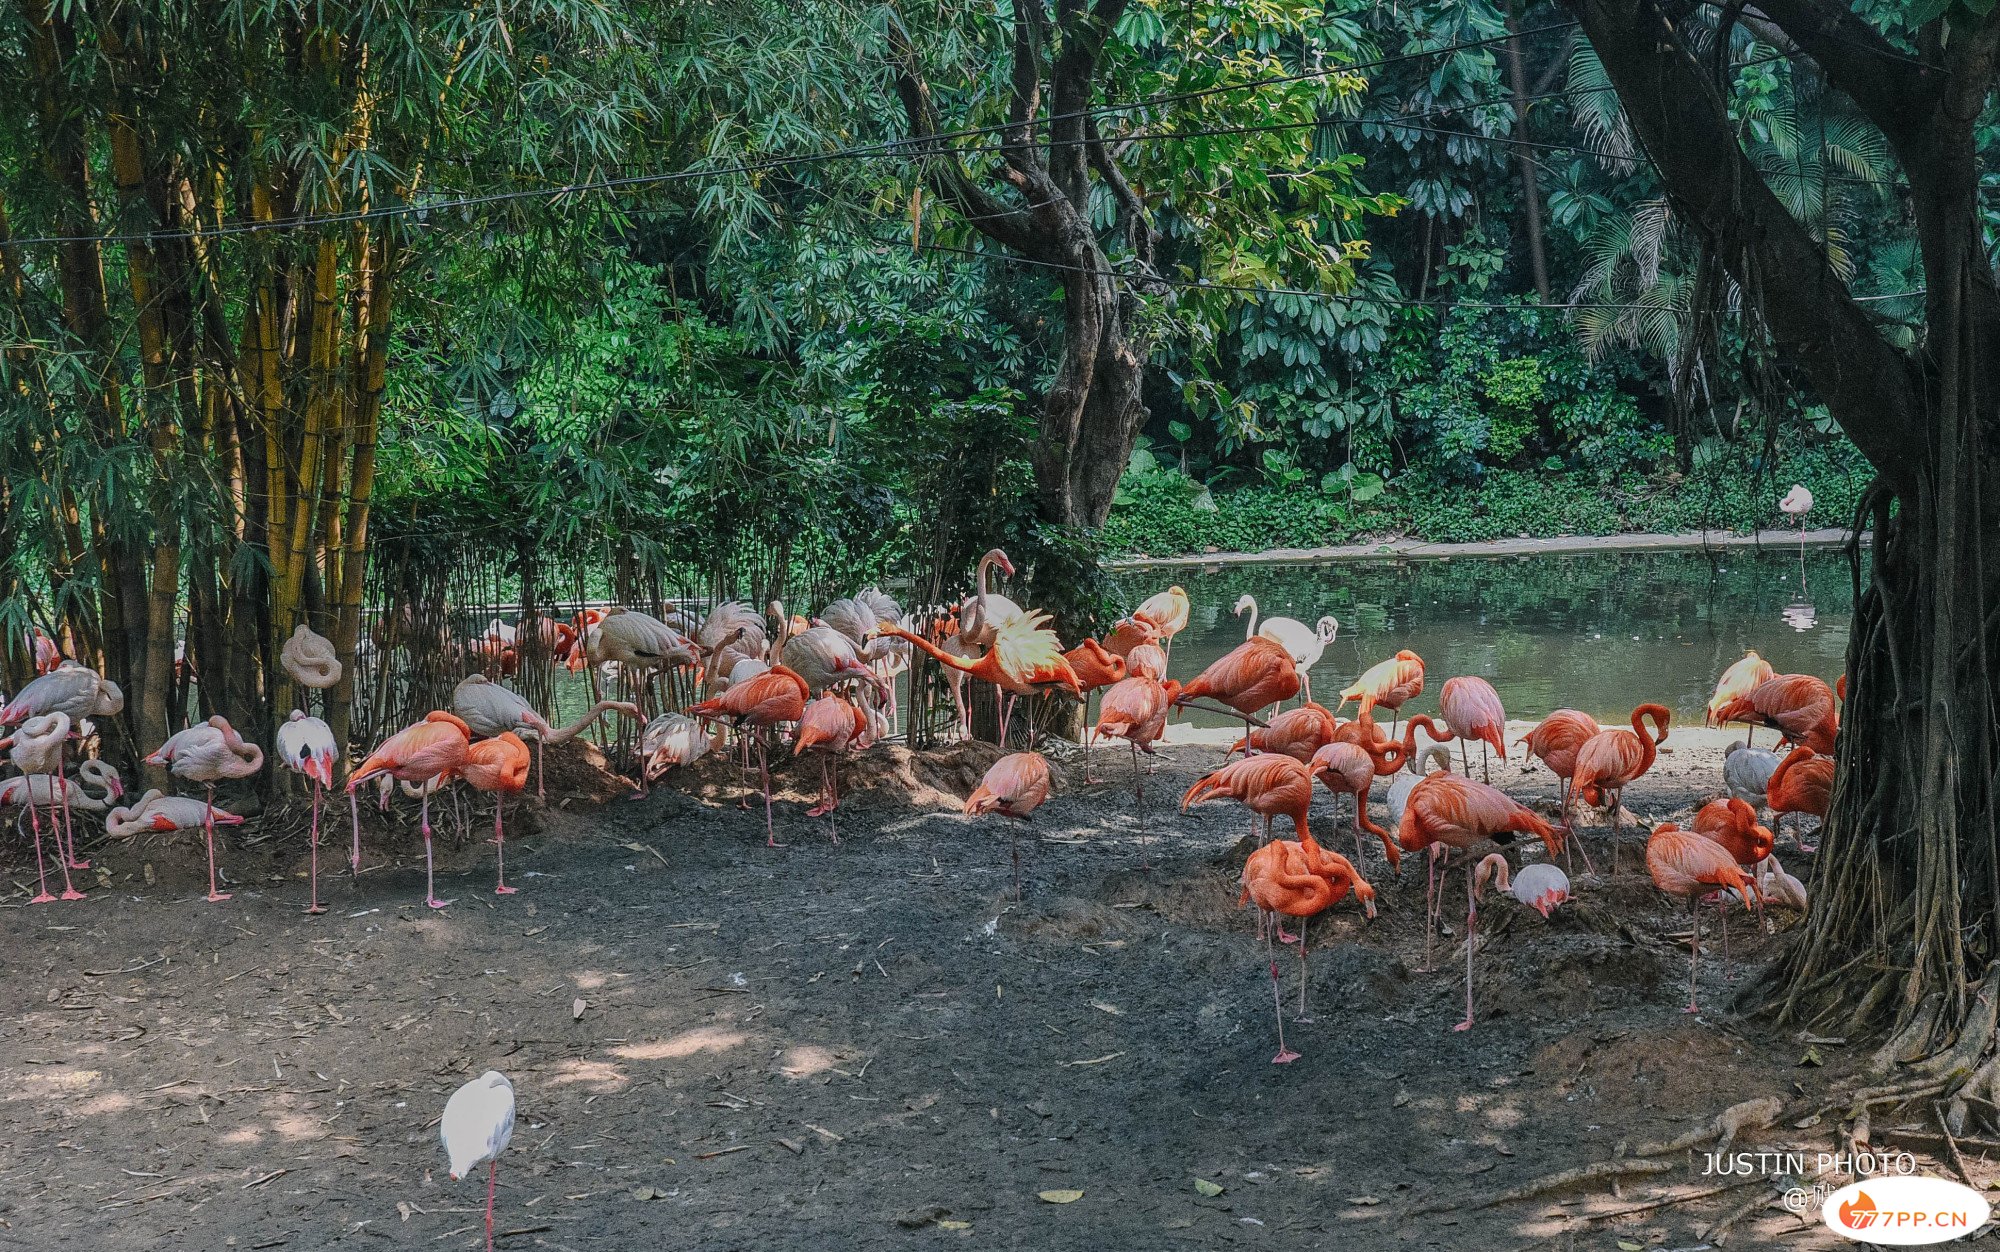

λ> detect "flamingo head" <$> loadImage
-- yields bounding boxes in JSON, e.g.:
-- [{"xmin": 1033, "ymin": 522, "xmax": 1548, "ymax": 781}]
[
  {"xmin": 1353, "ymin": 879, "xmax": 1377, "ymax": 921},
  {"xmin": 1232, "ymin": 594, "xmax": 1254, "ymax": 616}
]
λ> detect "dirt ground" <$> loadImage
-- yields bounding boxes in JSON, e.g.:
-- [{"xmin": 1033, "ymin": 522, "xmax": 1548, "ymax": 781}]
[{"xmin": 0, "ymin": 723, "xmax": 1962, "ymax": 1251}]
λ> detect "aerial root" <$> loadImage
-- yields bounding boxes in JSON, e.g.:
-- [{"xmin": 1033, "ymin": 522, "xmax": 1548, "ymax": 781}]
[
  {"xmin": 1402, "ymin": 1097, "xmax": 1782, "ymax": 1216},
  {"xmin": 1697, "ymin": 1180, "xmax": 1783, "ymax": 1243}
]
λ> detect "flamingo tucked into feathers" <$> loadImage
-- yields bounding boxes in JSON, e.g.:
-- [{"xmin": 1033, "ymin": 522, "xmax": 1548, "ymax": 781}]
[{"xmin": 963, "ymin": 751, "xmax": 1052, "ymax": 899}]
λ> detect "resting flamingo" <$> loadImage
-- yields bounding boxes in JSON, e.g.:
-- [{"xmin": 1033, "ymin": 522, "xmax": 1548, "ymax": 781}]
[
  {"xmin": 1094, "ymin": 673, "xmax": 1171, "ymax": 862},
  {"xmin": 1437, "ymin": 676, "xmax": 1507, "ymax": 782},
  {"xmin": 687, "ymin": 666, "xmax": 811, "ymax": 847},
  {"xmin": 0, "ymin": 766, "xmax": 119, "ymax": 903},
  {"xmin": 453, "ymin": 674, "xmax": 639, "ymax": 800},
  {"xmin": 1707, "ymin": 651, "xmax": 1775, "ymax": 746},
  {"xmin": 0, "ymin": 711, "xmax": 93, "ymax": 891},
  {"xmin": 964, "ymin": 751, "xmax": 1051, "ymax": 899},
  {"xmin": 1309, "ymin": 741, "xmax": 1399, "ymax": 873},
  {"xmin": 1064, "ymin": 638, "xmax": 1126, "ymax": 783},
  {"xmin": 1173, "ymin": 637, "xmax": 1298, "ymax": 749},
  {"xmin": 1239, "ymin": 838, "xmax": 1373, "ymax": 1063},
  {"xmin": 1099, "ymin": 616, "xmax": 1162, "ymax": 662},
  {"xmin": 1572, "ymin": 703, "xmax": 1670, "ymax": 874},
  {"xmin": 1461, "ymin": 854, "xmax": 1571, "ymax": 1031},
  {"xmin": 1233, "ymin": 595, "xmax": 1339, "ymax": 703},
  {"xmin": 1724, "ymin": 741, "xmax": 1782, "ymax": 811},
  {"xmin": 793, "ymin": 694, "xmax": 874, "ymax": 842},
  {"xmin": 275, "ymin": 710, "xmax": 338, "ymax": 914},
  {"xmin": 1517, "ymin": 709, "xmax": 1598, "ymax": 827},
  {"xmin": 460, "ymin": 732, "xmax": 531, "ymax": 895},
  {"xmin": 1338, "ymin": 649, "xmax": 1425, "ymax": 739},
  {"xmin": 146, "ymin": 716, "xmax": 264, "ymax": 902},
  {"xmin": 1124, "ymin": 642, "xmax": 1167, "ymax": 682},
  {"xmin": 280, "ymin": 622, "xmax": 343, "ymax": 695},
  {"xmin": 1397, "ymin": 772, "xmax": 1562, "ymax": 1029},
  {"xmin": 1646, "ymin": 823, "xmax": 1760, "ymax": 1013},
  {"xmin": 1767, "ymin": 746, "xmax": 1834, "ymax": 852},
  {"xmin": 1231, "ymin": 702, "xmax": 1337, "ymax": 764},
  {"xmin": 348, "ymin": 711, "xmax": 472, "ymax": 908},
  {"xmin": 1710, "ymin": 674, "xmax": 1838, "ymax": 756}
]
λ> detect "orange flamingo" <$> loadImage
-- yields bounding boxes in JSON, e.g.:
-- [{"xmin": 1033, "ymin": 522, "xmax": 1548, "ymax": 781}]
[
  {"xmin": 461, "ymin": 733, "xmax": 531, "ymax": 896},
  {"xmin": 348, "ymin": 711, "xmax": 473, "ymax": 909},
  {"xmin": 964, "ymin": 751, "xmax": 1052, "ymax": 899},
  {"xmin": 1646, "ymin": 823, "xmax": 1761, "ymax": 1013},
  {"xmin": 1707, "ymin": 651, "xmax": 1775, "ymax": 746},
  {"xmin": 1572, "ymin": 703, "xmax": 1671, "ymax": 874},
  {"xmin": 1100, "ymin": 616, "xmax": 1162, "ymax": 660},
  {"xmin": 1517, "ymin": 709, "xmax": 1598, "ymax": 825},
  {"xmin": 793, "ymin": 694, "xmax": 872, "ymax": 842},
  {"xmin": 1710, "ymin": 674, "xmax": 1838, "ymax": 756},
  {"xmin": 1182, "ymin": 753, "xmax": 1317, "ymax": 847},
  {"xmin": 687, "ymin": 665, "xmax": 811, "ymax": 847},
  {"xmin": 1239, "ymin": 839, "xmax": 1374, "ymax": 1063},
  {"xmin": 1338, "ymin": 649, "xmax": 1426, "ymax": 737},
  {"xmin": 1174, "ymin": 637, "xmax": 1298, "ymax": 747},
  {"xmin": 1692, "ymin": 795, "xmax": 1776, "ymax": 970},
  {"xmin": 1438, "ymin": 676, "xmax": 1507, "ymax": 781},
  {"xmin": 1309, "ymin": 740, "xmax": 1399, "ymax": 873},
  {"xmin": 1065, "ymin": 638, "xmax": 1127, "ymax": 783},
  {"xmin": 1231, "ymin": 703, "xmax": 1337, "ymax": 764},
  {"xmin": 1397, "ymin": 772, "xmax": 1562, "ymax": 1029},
  {"xmin": 877, "ymin": 612, "xmax": 1082, "ymax": 745},
  {"xmin": 1095, "ymin": 674, "xmax": 1171, "ymax": 863},
  {"xmin": 1767, "ymin": 746, "xmax": 1834, "ymax": 852}
]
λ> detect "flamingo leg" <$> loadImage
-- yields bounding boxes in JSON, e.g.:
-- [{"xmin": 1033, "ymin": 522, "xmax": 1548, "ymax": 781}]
[
  {"xmin": 305, "ymin": 783, "xmax": 327, "ymax": 914},
  {"xmin": 757, "ymin": 738, "xmax": 783, "ymax": 848},
  {"xmin": 57, "ymin": 739, "xmax": 89, "ymax": 870},
  {"xmin": 1131, "ymin": 740, "xmax": 1149, "ymax": 872},
  {"xmin": 1683, "ymin": 898, "xmax": 1702, "ymax": 1013},
  {"xmin": 1480, "ymin": 741, "xmax": 1490, "ymax": 785},
  {"xmin": 44, "ymin": 795, "xmax": 84, "ymax": 901},
  {"xmin": 1454, "ymin": 868, "xmax": 1477, "ymax": 1031},
  {"xmin": 203, "ymin": 783, "xmax": 231, "ymax": 902},
  {"xmin": 534, "ymin": 738, "xmax": 546, "ymax": 802},
  {"xmin": 26, "ymin": 806, "xmax": 55, "ymax": 904},
  {"xmin": 1721, "ymin": 898, "xmax": 1732, "ymax": 981},
  {"xmin": 1265, "ymin": 923, "xmax": 1299, "ymax": 1064},
  {"xmin": 1295, "ymin": 912, "xmax": 1312, "ymax": 1022},
  {"xmin": 349, "ymin": 788, "xmax": 364, "ymax": 875},
  {"xmin": 486, "ymin": 1159, "xmax": 498, "ymax": 1252},
  {"xmin": 423, "ymin": 790, "xmax": 450, "ymax": 909},
  {"xmin": 493, "ymin": 797, "xmax": 518, "ymax": 894},
  {"xmin": 1010, "ymin": 817, "xmax": 1022, "ymax": 903}
]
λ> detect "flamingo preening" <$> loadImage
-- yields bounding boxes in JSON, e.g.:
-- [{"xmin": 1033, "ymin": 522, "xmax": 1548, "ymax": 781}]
[
  {"xmin": 793, "ymin": 694, "xmax": 875, "ymax": 842},
  {"xmin": 964, "ymin": 750, "xmax": 1052, "ymax": 899},
  {"xmin": 348, "ymin": 712, "xmax": 472, "ymax": 908},
  {"xmin": 1572, "ymin": 703, "xmax": 1671, "ymax": 874},
  {"xmin": 1437, "ymin": 676, "xmax": 1507, "ymax": 782},
  {"xmin": 1706, "ymin": 651, "xmax": 1775, "ymax": 746},
  {"xmin": 1646, "ymin": 823, "xmax": 1761, "ymax": 1013},
  {"xmin": 1132, "ymin": 585, "xmax": 1191, "ymax": 666},
  {"xmin": 1767, "ymin": 746, "xmax": 1834, "ymax": 852},
  {"xmin": 145, "ymin": 716, "xmax": 264, "ymax": 902},
  {"xmin": 1710, "ymin": 674, "xmax": 1838, "ymax": 757}
]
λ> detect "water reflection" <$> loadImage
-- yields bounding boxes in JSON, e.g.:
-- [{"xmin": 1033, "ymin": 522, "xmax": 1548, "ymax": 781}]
[{"xmin": 1108, "ymin": 546, "xmax": 1857, "ymax": 727}]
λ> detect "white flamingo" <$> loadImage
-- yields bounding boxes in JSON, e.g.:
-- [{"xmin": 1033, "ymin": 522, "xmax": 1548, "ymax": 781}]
[
  {"xmin": 276, "ymin": 709, "xmax": 338, "ymax": 914},
  {"xmin": 442, "ymin": 1071, "xmax": 516, "ymax": 1252},
  {"xmin": 145, "ymin": 715, "xmax": 263, "ymax": 902}
]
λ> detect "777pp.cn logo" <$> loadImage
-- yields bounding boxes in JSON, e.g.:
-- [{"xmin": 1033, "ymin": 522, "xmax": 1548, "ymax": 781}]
[{"xmin": 1822, "ymin": 1179, "xmax": 1991, "ymax": 1245}]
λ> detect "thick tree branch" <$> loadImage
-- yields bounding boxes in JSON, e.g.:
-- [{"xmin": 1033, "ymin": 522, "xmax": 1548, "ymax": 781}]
[
  {"xmin": 1049, "ymin": 0, "xmax": 1129, "ymax": 203},
  {"xmin": 1085, "ymin": 115, "xmax": 1156, "ymax": 274},
  {"xmin": 886, "ymin": 19, "xmax": 1042, "ymax": 257},
  {"xmin": 1564, "ymin": 0, "xmax": 1920, "ymax": 483},
  {"xmin": 1743, "ymin": 0, "xmax": 1937, "ymax": 157}
]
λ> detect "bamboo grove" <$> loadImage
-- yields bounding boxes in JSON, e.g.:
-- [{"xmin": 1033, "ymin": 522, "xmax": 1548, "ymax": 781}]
[{"xmin": 0, "ymin": 0, "xmax": 667, "ymax": 761}]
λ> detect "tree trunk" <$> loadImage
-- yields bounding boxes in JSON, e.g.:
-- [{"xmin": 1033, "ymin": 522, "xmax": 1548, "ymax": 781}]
[{"xmin": 1504, "ymin": 0, "xmax": 1551, "ymax": 302}]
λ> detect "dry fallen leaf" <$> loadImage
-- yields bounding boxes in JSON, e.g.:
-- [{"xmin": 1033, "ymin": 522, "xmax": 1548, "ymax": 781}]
[
  {"xmin": 1038, "ymin": 1189, "xmax": 1084, "ymax": 1204},
  {"xmin": 1345, "ymin": 1195, "xmax": 1381, "ymax": 1206},
  {"xmin": 1617, "ymin": 1242, "xmax": 1643, "ymax": 1252},
  {"xmin": 1194, "ymin": 1179, "xmax": 1224, "ymax": 1198},
  {"xmin": 631, "ymin": 1186, "xmax": 660, "ymax": 1202},
  {"xmin": 1391, "ymin": 1090, "xmax": 1411, "ymax": 1107},
  {"xmin": 572, "ymin": 998, "xmax": 586, "ymax": 1021},
  {"xmin": 938, "ymin": 1219, "xmax": 971, "ymax": 1231},
  {"xmin": 396, "ymin": 1201, "xmax": 413, "ymax": 1222}
]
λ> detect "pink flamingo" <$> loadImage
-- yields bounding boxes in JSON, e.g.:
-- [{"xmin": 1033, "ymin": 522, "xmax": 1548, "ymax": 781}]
[
  {"xmin": 964, "ymin": 751, "xmax": 1052, "ymax": 899},
  {"xmin": 1437, "ymin": 676, "xmax": 1507, "ymax": 782},
  {"xmin": 461, "ymin": 733, "xmax": 531, "ymax": 895},
  {"xmin": 146, "ymin": 715, "xmax": 264, "ymax": 902}
]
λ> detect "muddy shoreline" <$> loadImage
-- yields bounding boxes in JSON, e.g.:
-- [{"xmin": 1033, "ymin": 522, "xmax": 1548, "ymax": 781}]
[{"xmin": 0, "ymin": 731, "xmax": 1891, "ymax": 1250}]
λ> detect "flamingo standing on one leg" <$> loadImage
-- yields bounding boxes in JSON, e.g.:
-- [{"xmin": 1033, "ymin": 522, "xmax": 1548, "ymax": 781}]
[
  {"xmin": 453, "ymin": 674, "xmax": 639, "ymax": 801},
  {"xmin": 280, "ymin": 622, "xmax": 343, "ymax": 706},
  {"xmin": 1064, "ymin": 638, "xmax": 1126, "ymax": 783},
  {"xmin": 442, "ymin": 1070, "xmax": 516, "ymax": 1252},
  {"xmin": 0, "ymin": 712, "xmax": 90, "ymax": 900},
  {"xmin": 347, "ymin": 711, "xmax": 472, "ymax": 907},
  {"xmin": 1516, "ymin": 709, "xmax": 1601, "ymax": 872},
  {"xmin": 145, "ymin": 716, "xmax": 264, "ymax": 902},
  {"xmin": 793, "ymin": 693, "xmax": 874, "ymax": 843},
  {"xmin": 1172, "ymin": 637, "xmax": 1298, "ymax": 753},
  {"xmin": 1437, "ymin": 676, "xmax": 1507, "ymax": 783},
  {"xmin": 1239, "ymin": 838, "xmax": 1374, "ymax": 1063},
  {"xmin": 461, "ymin": 732, "xmax": 531, "ymax": 895},
  {"xmin": 1779, "ymin": 484, "xmax": 1813, "ymax": 558},
  {"xmin": 1647, "ymin": 822, "xmax": 1761, "ymax": 1013},
  {"xmin": 1094, "ymin": 673, "xmax": 1170, "ymax": 867},
  {"xmin": 1460, "ymin": 853, "xmax": 1572, "ymax": 1029},
  {"xmin": 963, "ymin": 751, "xmax": 1051, "ymax": 900},
  {"xmin": 1571, "ymin": 703, "xmax": 1671, "ymax": 875},
  {"xmin": 687, "ymin": 666, "xmax": 811, "ymax": 847},
  {"xmin": 1231, "ymin": 703, "xmax": 1338, "ymax": 764},
  {"xmin": 1767, "ymin": 746, "xmax": 1834, "ymax": 852},
  {"xmin": 1397, "ymin": 772, "xmax": 1563, "ymax": 1029},
  {"xmin": 1309, "ymin": 741, "xmax": 1400, "ymax": 874},
  {"xmin": 275, "ymin": 710, "xmax": 338, "ymax": 914},
  {"xmin": 1706, "ymin": 651, "xmax": 1774, "ymax": 748},
  {"xmin": 1, "ymin": 661, "xmax": 123, "ymax": 870}
]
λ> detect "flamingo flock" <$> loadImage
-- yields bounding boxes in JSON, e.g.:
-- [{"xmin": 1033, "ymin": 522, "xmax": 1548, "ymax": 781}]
[{"xmin": 3, "ymin": 551, "xmax": 1843, "ymax": 1070}]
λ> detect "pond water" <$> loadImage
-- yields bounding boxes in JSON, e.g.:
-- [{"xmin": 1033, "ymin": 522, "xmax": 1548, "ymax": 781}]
[{"xmin": 1109, "ymin": 544, "xmax": 1857, "ymax": 730}]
